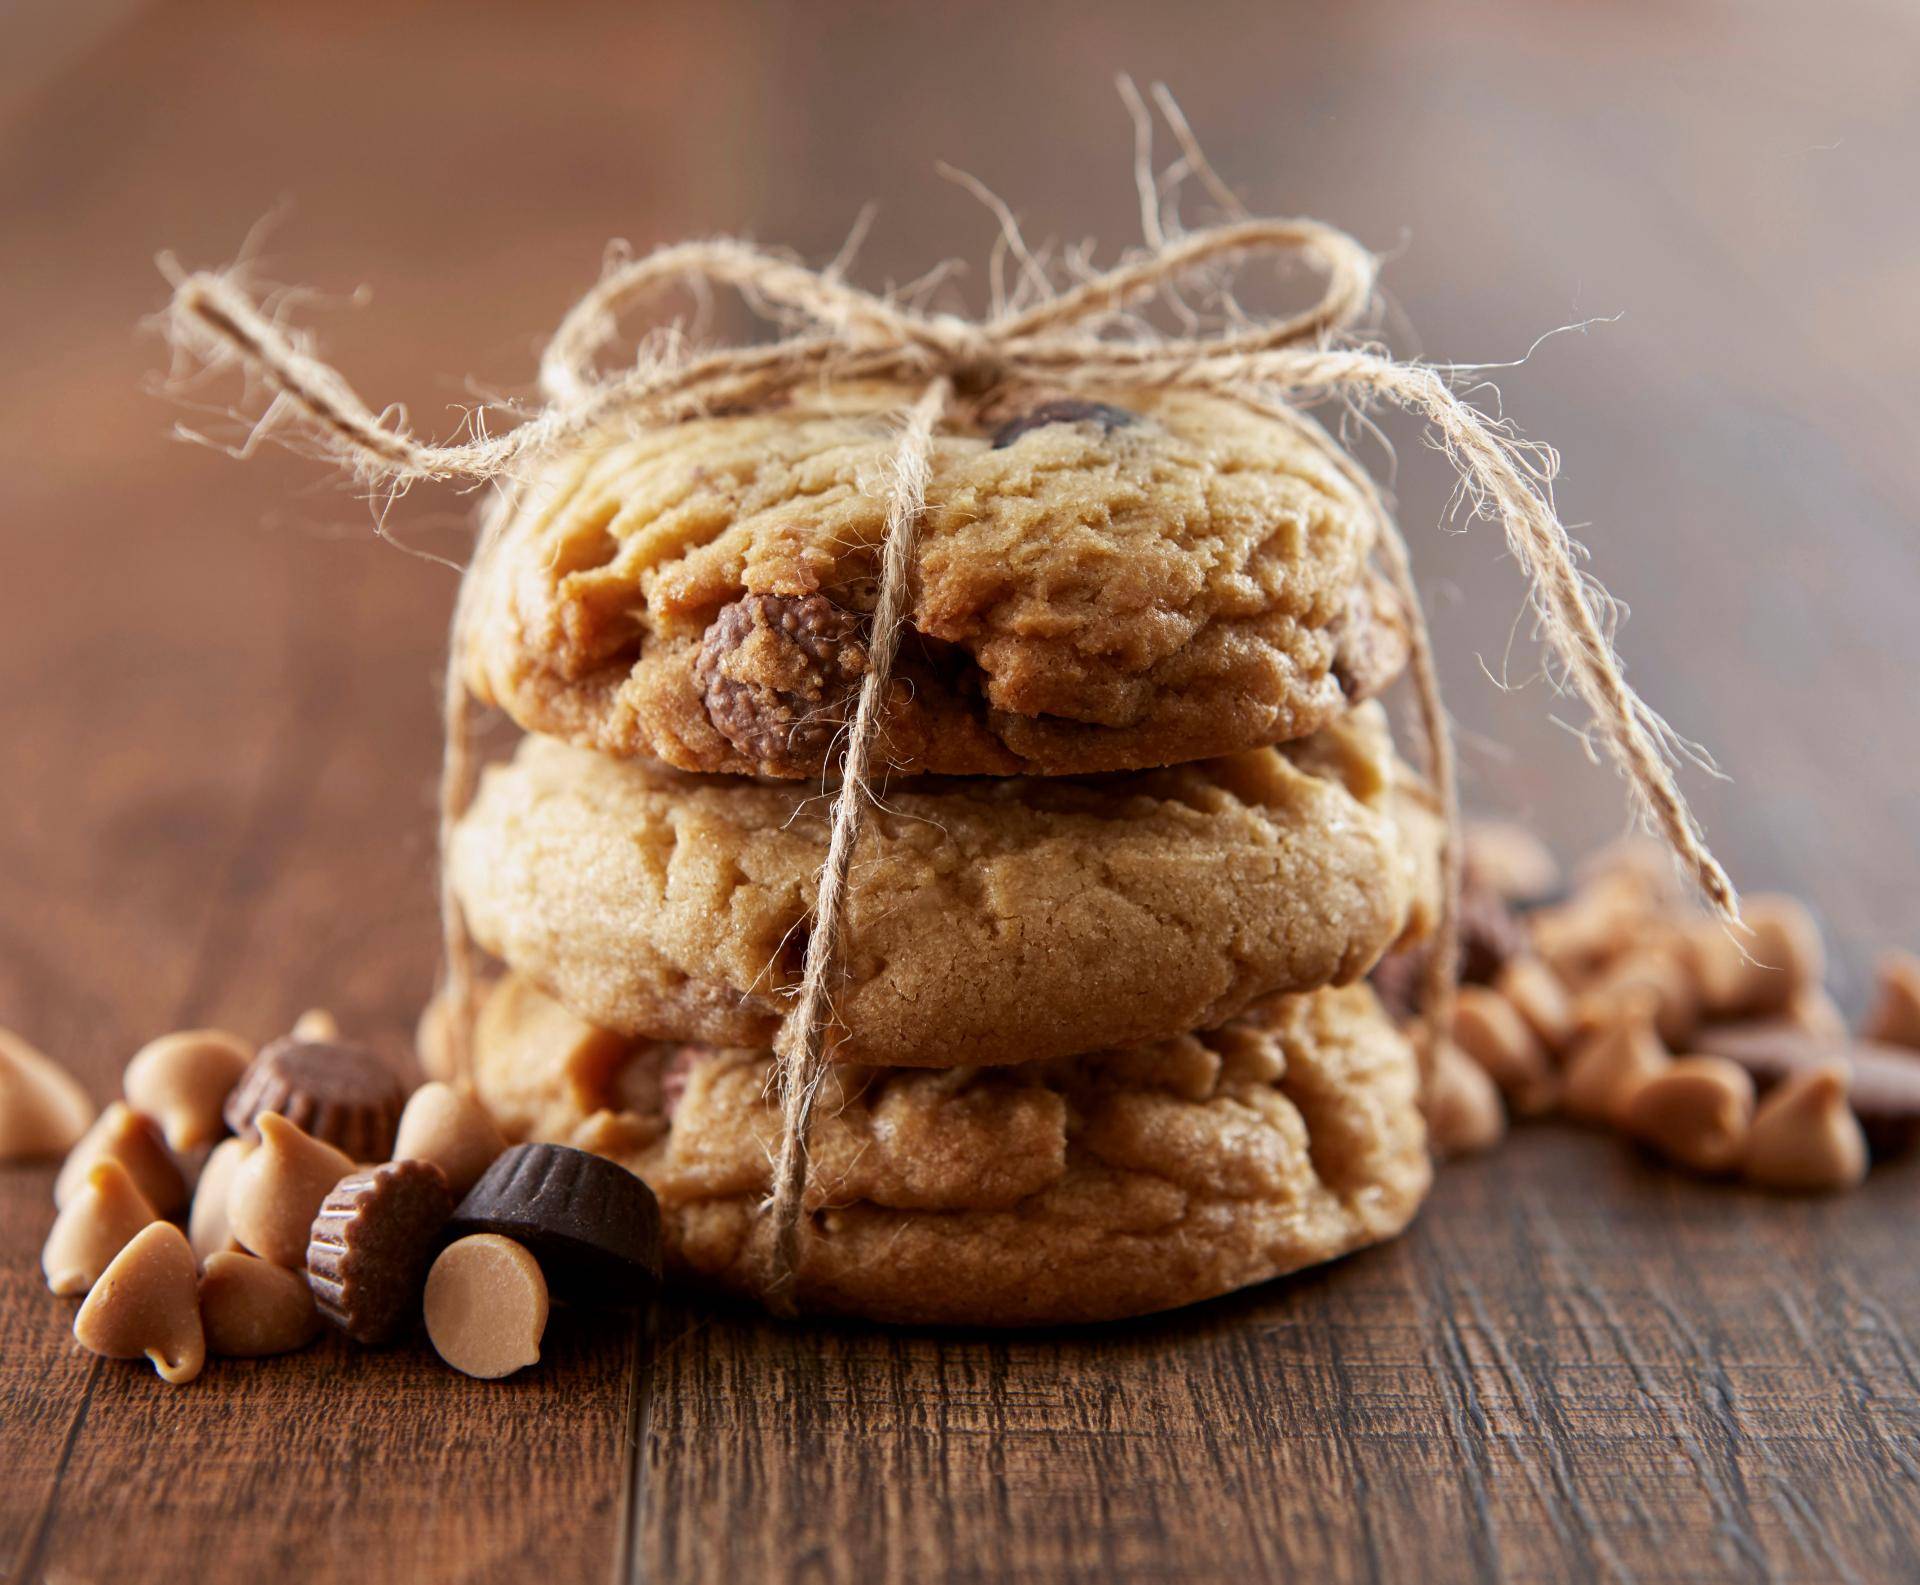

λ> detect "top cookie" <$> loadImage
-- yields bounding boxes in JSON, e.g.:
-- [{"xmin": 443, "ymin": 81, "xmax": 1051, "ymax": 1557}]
[{"xmin": 462, "ymin": 384, "xmax": 1407, "ymax": 778}]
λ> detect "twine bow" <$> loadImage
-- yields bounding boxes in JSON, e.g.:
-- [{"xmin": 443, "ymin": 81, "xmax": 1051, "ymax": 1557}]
[
  {"xmin": 163, "ymin": 216, "xmax": 1378, "ymax": 485},
  {"xmin": 157, "ymin": 114, "xmax": 1737, "ymax": 1310}
]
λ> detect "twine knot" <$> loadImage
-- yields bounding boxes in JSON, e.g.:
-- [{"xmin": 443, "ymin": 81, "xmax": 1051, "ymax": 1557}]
[{"xmin": 893, "ymin": 311, "xmax": 999, "ymax": 386}]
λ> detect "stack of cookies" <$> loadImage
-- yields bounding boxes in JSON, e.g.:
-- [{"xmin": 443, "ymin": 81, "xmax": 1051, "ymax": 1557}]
[{"xmin": 441, "ymin": 385, "xmax": 1447, "ymax": 1325}]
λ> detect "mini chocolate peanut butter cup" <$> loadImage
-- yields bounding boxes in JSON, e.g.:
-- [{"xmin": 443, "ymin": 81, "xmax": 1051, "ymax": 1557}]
[
  {"xmin": 447, "ymin": 1143, "xmax": 662, "ymax": 1305},
  {"xmin": 224, "ymin": 1037, "xmax": 406, "ymax": 1162},
  {"xmin": 307, "ymin": 1159, "xmax": 454, "ymax": 1344}
]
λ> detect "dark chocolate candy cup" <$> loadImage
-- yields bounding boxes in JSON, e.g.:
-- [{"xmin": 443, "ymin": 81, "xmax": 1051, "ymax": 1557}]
[{"xmin": 448, "ymin": 1143, "xmax": 662, "ymax": 1305}]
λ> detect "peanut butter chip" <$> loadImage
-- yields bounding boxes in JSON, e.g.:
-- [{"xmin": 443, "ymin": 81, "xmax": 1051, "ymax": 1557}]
[
  {"xmin": 1529, "ymin": 891, "xmax": 1640, "ymax": 982},
  {"xmin": 393, "ymin": 1082, "xmax": 507, "ymax": 1198},
  {"xmin": 43, "ymin": 1159, "xmax": 160, "ymax": 1296},
  {"xmin": 1690, "ymin": 1023, "xmax": 1920, "ymax": 1156},
  {"xmin": 1676, "ymin": 895, "xmax": 1827, "ymax": 1022},
  {"xmin": 1425, "ymin": 1038, "xmax": 1507, "ymax": 1159},
  {"xmin": 1583, "ymin": 950, "xmax": 1699, "ymax": 1048},
  {"xmin": 1563, "ymin": 1022, "xmax": 1672, "ymax": 1126},
  {"xmin": 55, "ymin": 1102, "xmax": 188, "ymax": 1216},
  {"xmin": 1741, "ymin": 895, "xmax": 1826, "ymax": 1015},
  {"xmin": 1685, "ymin": 919, "xmax": 1758, "ymax": 1018},
  {"xmin": 1784, "ymin": 986, "xmax": 1849, "ymax": 1042},
  {"xmin": 199, "ymin": 1251, "xmax": 322, "ymax": 1356},
  {"xmin": 1575, "ymin": 836, "xmax": 1688, "ymax": 904},
  {"xmin": 227, "ymin": 1113, "xmax": 355, "ymax": 1269},
  {"xmin": 415, "ymin": 992, "xmax": 466, "ymax": 1085},
  {"xmin": 189, "ymin": 1137, "xmax": 254, "ymax": 1266},
  {"xmin": 1494, "ymin": 957, "xmax": 1575, "ymax": 1053},
  {"xmin": 1569, "ymin": 980, "xmax": 1665, "ymax": 1046},
  {"xmin": 73, "ymin": 1221, "xmax": 205, "ymax": 1385},
  {"xmin": 1742, "ymin": 1065, "xmax": 1868, "ymax": 1193},
  {"xmin": 1864, "ymin": 951, "xmax": 1920, "ymax": 1051},
  {"xmin": 0, "ymin": 1026, "xmax": 96, "ymax": 1161},
  {"xmin": 424, "ymin": 1234, "xmax": 548, "ymax": 1380},
  {"xmin": 1451, "ymin": 986, "xmax": 1557, "ymax": 1116},
  {"xmin": 122, "ymin": 1029, "xmax": 253, "ymax": 1153},
  {"xmin": 1462, "ymin": 820, "xmax": 1561, "ymax": 904},
  {"xmin": 1622, "ymin": 1056, "xmax": 1755, "ymax": 1175},
  {"xmin": 290, "ymin": 1009, "xmax": 341, "ymax": 1043}
]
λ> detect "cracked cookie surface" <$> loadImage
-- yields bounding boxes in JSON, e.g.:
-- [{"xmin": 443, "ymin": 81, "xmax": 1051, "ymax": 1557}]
[
  {"xmin": 448, "ymin": 702, "xmax": 1442, "ymax": 1068},
  {"xmin": 465, "ymin": 976, "xmax": 1429, "ymax": 1325},
  {"xmin": 461, "ymin": 382, "xmax": 1407, "ymax": 777}
]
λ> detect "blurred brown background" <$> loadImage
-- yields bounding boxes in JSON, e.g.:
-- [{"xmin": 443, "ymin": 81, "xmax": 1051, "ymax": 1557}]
[{"xmin": 4, "ymin": 3, "xmax": 1918, "ymax": 1582}]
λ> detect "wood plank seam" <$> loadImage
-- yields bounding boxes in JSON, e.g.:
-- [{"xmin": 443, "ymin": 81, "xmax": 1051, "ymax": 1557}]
[
  {"xmin": 613, "ymin": 1305, "xmax": 656, "ymax": 1585},
  {"xmin": 1413, "ymin": 1243, "xmax": 1511, "ymax": 1583},
  {"xmin": 8, "ymin": 1354, "xmax": 103, "ymax": 1585},
  {"xmin": 1453, "ymin": 1275, "xmax": 1634, "ymax": 1579}
]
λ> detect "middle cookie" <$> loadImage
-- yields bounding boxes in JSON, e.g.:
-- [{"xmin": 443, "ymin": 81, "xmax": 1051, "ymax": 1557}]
[{"xmin": 450, "ymin": 701, "xmax": 1441, "ymax": 1069}]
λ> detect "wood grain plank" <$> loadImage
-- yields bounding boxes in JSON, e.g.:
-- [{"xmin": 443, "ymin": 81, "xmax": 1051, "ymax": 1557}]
[
  {"xmin": 636, "ymin": 1132, "xmax": 1920, "ymax": 1584},
  {"xmin": 0, "ymin": 1171, "xmax": 103, "ymax": 1585},
  {"xmin": 31, "ymin": 1314, "xmax": 644, "ymax": 1585},
  {"xmin": 0, "ymin": 544, "xmax": 646, "ymax": 1585}
]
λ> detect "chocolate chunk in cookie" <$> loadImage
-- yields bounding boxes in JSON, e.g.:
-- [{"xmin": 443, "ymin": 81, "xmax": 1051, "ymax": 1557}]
[
  {"xmin": 989, "ymin": 398, "xmax": 1138, "ymax": 449},
  {"xmin": 694, "ymin": 593, "xmax": 868, "ymax": 772},
  {"xmin": 658, "ymin": 1046, "xmax": 708, "ymax": 1121}
]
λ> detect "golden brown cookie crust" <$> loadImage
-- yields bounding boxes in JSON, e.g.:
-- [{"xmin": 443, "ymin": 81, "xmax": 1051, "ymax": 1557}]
[
  {"xmin": 462, "ymin": 384, "xmax": 1407, "ymax": 778},
  {"xmin": 448, "ymin": 703, "xmax": 1443, "ymax": 1068},
  {"xmin": 467, "ymin": 977, "xmax": 1429, "ymax": 1326}
]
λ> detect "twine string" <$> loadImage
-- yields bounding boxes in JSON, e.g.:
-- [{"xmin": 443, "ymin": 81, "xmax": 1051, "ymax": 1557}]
[
  {"xmin": 1246, "ymin": 394, "xmax": 1463, "ymax": 1033},
  {"xmin": 158, "ymin": 176, "xmax": 1738, "ymax": 1303},
  {"xmin": 431, "ymin": 487, "xmax": 517, "ymax": 1087},
  {"xmin": 764, "ymin": 377, "xmax": 950, "ymax": 1306}
]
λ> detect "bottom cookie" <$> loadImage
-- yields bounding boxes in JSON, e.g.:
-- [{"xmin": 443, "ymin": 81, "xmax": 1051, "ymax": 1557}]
[{"xmin": 464, "ymin": 975, "xmax": 1430, "ymax": 1326}]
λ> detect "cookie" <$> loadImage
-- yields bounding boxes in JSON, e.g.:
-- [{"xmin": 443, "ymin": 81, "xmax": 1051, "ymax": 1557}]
[
  {"xmin": 467, "ymin": 975, "xmax": 1430, "ymax": 1326},
  {"xmin": 449, "ymin": 701, "xmax": 1443, "ymax": 1068},
  {"xmin": 460, "ymin": 383, "xmax": 1408, "ymax": 779}
]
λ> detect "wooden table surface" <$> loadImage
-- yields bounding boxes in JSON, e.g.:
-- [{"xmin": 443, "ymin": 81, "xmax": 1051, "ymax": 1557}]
[{"xmin": 4, "ymin": 2, "xmax": 1918, "ymax": 1580}]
